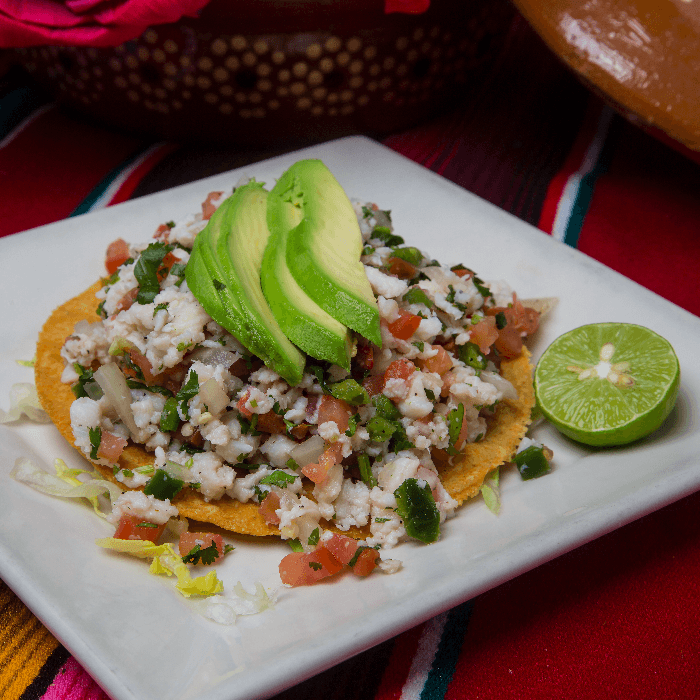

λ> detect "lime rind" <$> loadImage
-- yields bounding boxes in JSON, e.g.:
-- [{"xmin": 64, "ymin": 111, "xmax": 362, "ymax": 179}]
[{"xmin": 534, "ymin": 323, "xmax": 680, "ymax": 446}]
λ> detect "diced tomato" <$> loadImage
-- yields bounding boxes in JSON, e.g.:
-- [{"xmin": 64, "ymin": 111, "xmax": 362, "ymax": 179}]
[
  {"xmin": 352, "ymin": 548, "xmax": 380, "ymax": 577},
  {"xmin": 485, "ymin": 294, "xmax": 540, "ymax": 342},
  {"xmin": 352, "ymin": 343, "xmax": 374, "ymax": 380},
  {"xmin": 453, "ymin": 267, "xmax": 473, "ymax": 279},
  {"xmin": 387, "ymin": 310, "xmax": 422, "ymax": 340},
  {"xmin": 97, "ymin": 431, "xmax": 128, "ymax": 461},
  {"xmin": 469, "ymin": 317, "xmax": 499, "ymax": 355},
  {"xmin": 323, "ymin": 533, "xmax": 359, "ymax": 565},
  {"xmin": 494, "ymin": 324, "xmax": 523, "ymax": 359},
  {"xmin": 114, "ymin": 514, "xmax": 166, "ymax": 543},
  {"xmin": 258, "ymin": 492, "xmax": 281, "ymax": 525},
  {"xmin": 386, "ymin": 257, "xmax": 417, "ymax": 279},
  {"xmin": 115, "ymin": 287, "xmax": 139, "ymax": 314},
  {"xmin": 256, "ymin": 410, "xmax": 287, "ymax": 434},
  {"xmin": 301, "ymin": 442, "xmax": 344, "ymax": 484},
  {"xmin": 317, "ymin": 394, "xmax": 351, "ymax": 433},
  {"xmin": 236, "ymin": 389, "xmax": 253, "ymax": 418},
  {"xmin": 384, "ymin": 358, "xmax": 416, "ymax": 382},
  {"xmin": 127, "ymin": 347, "xmax": 157, "ymax": 382},
  {"xmin": 279, "ymin": 545, "xmax": 344, "ymax": 586},
  {"xmin": 290, "ymin": 423, "xmax": 311, "ymax": 440},
  {"xmin": 156, "ymin": 251, "xmax": 178, "ymax": 282},
  {"xmin": 362, "ymin": 374, "xmax": 386, "ymax": 397},
  {"xmin": 105, "ymin": 238, "xmax": 130, "ymax": 276},
  {"xmin": 178, "ymin": 532, "xmax": 225, "ymax": 564},
  {"xmin": 202, "ymin": 191, "xmax": 224, "ymax": 220},
  {"xmin": 416, "ymin": 345, "xmax": 453, "ymax": 375},
  {"xmin": 154, "ymin": 223, "xmax": 171, "ymax": 241}
]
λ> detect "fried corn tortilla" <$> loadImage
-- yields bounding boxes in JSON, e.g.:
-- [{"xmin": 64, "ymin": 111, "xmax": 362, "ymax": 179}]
[{"xmin": 35, "ymin": 283, "xmax": 535, "ymax": 539}]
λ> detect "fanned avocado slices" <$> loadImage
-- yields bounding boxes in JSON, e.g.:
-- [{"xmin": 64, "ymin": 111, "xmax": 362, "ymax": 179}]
[
  {"xmin": 262, "ymin": 181, "xmax": 353, "ymax": 370},
  {"xmin": 274, "ymin": 159, "xmax": 382, "ymax": 346},
  {"xmin": 185, "ymin": 181, "xmax": 305, "ymax": 385}
]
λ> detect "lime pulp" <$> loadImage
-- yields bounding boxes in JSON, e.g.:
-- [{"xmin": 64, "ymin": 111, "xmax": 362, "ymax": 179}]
[{"xmin": 534, "ymin": 323, "xmax": 680, "ymax": 446}]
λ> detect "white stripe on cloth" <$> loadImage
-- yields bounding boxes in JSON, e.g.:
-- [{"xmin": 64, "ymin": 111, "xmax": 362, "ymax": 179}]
[
  {"xmin": 550, "ymin": 106, "xmax": 614, "ymax": 243},
  {"xmin": 83, "ymin": 142, "xmax": 169, "ymax": 212},
  {"xmin": 399, "ymin": 612, "xmax": 448, "ymax": 700},
  {"xmin": 0, "ymin": 103, "xmax": 54, "ymax": 150}
]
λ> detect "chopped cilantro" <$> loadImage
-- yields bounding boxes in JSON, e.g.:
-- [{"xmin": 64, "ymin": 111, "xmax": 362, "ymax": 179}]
[
  {"xmin": 361, "ymin": 245, "xmax": 375, "ymax": 256},
  {"xmin": 366, "ymin": 416, "xmax": 396, "ymax": 442},
  {"xmin": 495, "ymin": 311, "xmax": 508, "ymax": 329},
  {"xmin": 361, "ymin": 205, "xmax": 373, "ymax": 218},
  {"xmin": 446, "ymin": 285, "xmax": 456, "ymax": 303},
  {"xmin": 169, "ymin": 262, "xmax": 187, "ymax": 287},
  {"xmin": 307, "ymin": 528, "xmax": 320, "ymax": 546},
  {"xmin": 88, "ymin": 426, "xmax": 101, "ymax": 460},
  {"xmin": 371, "ymin": 225, "xmax": 404, "ymax": 247},
  {"xmin": 309, "ymin": 562, "xmax": 323, "ymax": 571},
  {"xmin": 288, "ymin": 539, "xmax": 304, "ymax": 552},
  {"xmin": 375, "ymin": 517, "xmax": 390, "ymax": 523},
  {"xmin": 389, "ymin": 424, "xmax": 414, "ymax": 453},
  {"xmin": 403, "ymin": 288, "xmax": 434, "ymax": 308},
  {"xmin": 126, "ymin": 380, "xmax": 173, "ymax": 397},
  {"xmin": 390, "ymin": 246, "xmax": 422, "ymax": 266},
  {"xmin": 153, "ymin": 302, "xmax": 169, "ymax": 317},
  {"xmin": 472, "ymin": 275, "xmax": 492, "ymax": 299},
  {"xmin": 286, "ymin": 458, "xmax": 300, "ymax": 471},
  {"xmin": 345, "ymin": 413, "xmax": 360, "ymax": 437},
  {"xmin": 424, "ymin": 388, "xmax": 436, "ymax": 402},
  {"xmin": 71, "ymin": 363, "xmax": 98, "ymax": 399},
  {"xmin": 239, "ymin": 414, "xmax": 260, "ymax": 435},
  {"xmin": 134, "ymin": 242, "xmax": 174, "ymax": 304},
  {"xmin": 259, "ymin": 470, "xmax": 298, "ymax": 487},
  {"xmin": 213, "ymin": 279, "xmax": 226, "ymax": 291},
  {"xmin": 412, "ymin": 341, "xmax": 425, "ymax": 352},
  {"xmin": 182, "ymin": 541, "xmax": 220, "ymax": 566},
  {"xmin": 358, "ymin": 453, "xmax": 377, "ymax": 487},
  {"xmin": 348, "ymin": 546, "xmax": 367, "ymax": 567},
  {"xmin": 307, "ymin": 364, "xmax": 331, "ymax": 394},
  {"xmin": 136, "ymin": 522, "xmax": 159, "ymax": 528}
]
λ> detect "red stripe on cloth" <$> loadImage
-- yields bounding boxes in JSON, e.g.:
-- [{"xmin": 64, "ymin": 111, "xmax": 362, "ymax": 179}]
[
  {"xmin": 576, "ymin": 124, "xmax": 700, "ymax": 318},
  {"xmin": 0, "ymin": 106, "xmax": 143, "ymax": 238},
  {"xmin": 106, "ymin": 143, "xmax": 178, "ymax": 207},
  {"xmin": 445, "ymin": 491, "xmax": 700, "ymax": 700},
  {"xmin": 40, "ymin": 656, "xmax": 108, "ymax": 700},
  {"xmin": 373, "ymin": 623, "xmax": 427, "ymax": 700},
  {"xmin": 536, "ymin": 98, "xmax": 605, "ymax": 235}
]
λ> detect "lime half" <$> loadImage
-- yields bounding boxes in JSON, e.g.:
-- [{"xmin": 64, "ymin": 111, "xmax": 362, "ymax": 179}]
[{"xmin": 534, "ymin": 323, "xmax": 680, "ymax": 446}]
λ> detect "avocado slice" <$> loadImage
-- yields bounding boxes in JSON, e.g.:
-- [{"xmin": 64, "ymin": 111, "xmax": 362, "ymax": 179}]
[
  {"xmin": 271, "ymin": 160, "xmax": 382, "ymax": 347},
  {"xmin": 262, "ymin": 190, "xmax": 353, "ymax": 370},
  {"xmin": 185, "ymin": 182, "xmax": 305, "ymax": 385}
]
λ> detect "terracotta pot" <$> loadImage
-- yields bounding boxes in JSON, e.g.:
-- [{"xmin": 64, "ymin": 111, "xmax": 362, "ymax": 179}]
[
  {"xmin": 511, "ymin": 0, "xmax": 700, "ymax": 152},
  {"xmin": 13, "ymin": 0, "xmax": 515, "ymax": 146}
]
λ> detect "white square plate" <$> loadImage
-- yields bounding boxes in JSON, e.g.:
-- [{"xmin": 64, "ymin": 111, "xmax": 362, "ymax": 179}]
[{"xmin": 1, "ymin": 136, "xmax": 698, "ymax": 700}]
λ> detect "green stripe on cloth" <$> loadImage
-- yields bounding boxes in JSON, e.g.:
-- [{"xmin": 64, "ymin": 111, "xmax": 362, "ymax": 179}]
[
  {"xmin": 420, "ymin": 600, "xmax": 474, "ymax": 700},
  {"xmin": 562, "ymin": 115, "xmax": 622, "ymax": 249},
  {"xmin": 69, "ymin": 145, "xmax": 152, "ymax": 217}
]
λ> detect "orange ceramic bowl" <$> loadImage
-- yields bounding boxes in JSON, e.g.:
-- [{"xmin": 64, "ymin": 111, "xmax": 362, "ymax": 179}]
[
  {"xmin": 13, "ymin": 0, "xmax": 514, "ymax": 146},
  {"xmin": 511, "ymin": 0, "xmax": 700, "ymax": 152}
]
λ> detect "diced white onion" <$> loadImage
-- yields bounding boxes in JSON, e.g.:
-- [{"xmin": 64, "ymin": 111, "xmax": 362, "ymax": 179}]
[
  {"xmin": 480, "ymin": 371, "xmax": 519, "ymax": 401},
  {"xmin": 289, "ymin": 435, "xmax": 325, "ymax": 468},
  {"xmin": 163, "ymin": 460, "xmax": 191, "ymax": 481},
  {"xmin": 188, "ymin": 347, "xmax": 238, "ymax": 368},
  {"xmin": 94, "ymin": 363, "xmax": 139, "ymax": 435},
  {"xmin": 199, "ymin": 378, "xmax": 229, "ymax": 416}
]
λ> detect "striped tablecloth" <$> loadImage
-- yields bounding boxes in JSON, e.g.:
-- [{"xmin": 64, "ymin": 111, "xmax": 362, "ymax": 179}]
[{"xmin": 2, "ymin": 14, "xmax": 700, "ymax": 700}]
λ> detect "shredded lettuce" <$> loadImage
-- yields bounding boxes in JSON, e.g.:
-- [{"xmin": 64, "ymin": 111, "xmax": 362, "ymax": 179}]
[
  {"xmin": 480, "ymin": 467, "xmax": 501, "ymax": 514},
  {"xmin": 10, "ymin": 457, "xmax": 122, "ymax": 517},
  {"xmin": 192, "ymin": 582, "xmax": 276, "ymax": 625},
  {"xmin": 0, "ymin": 383, "xmax": 50, "ymax": 424},
  {"xmin": 95, "ymin": 538, "xmax": 224, "ymax": 598},
  {"xmin": 16, "ymin": 357, "xmax": 36, "ymax": 367}
]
